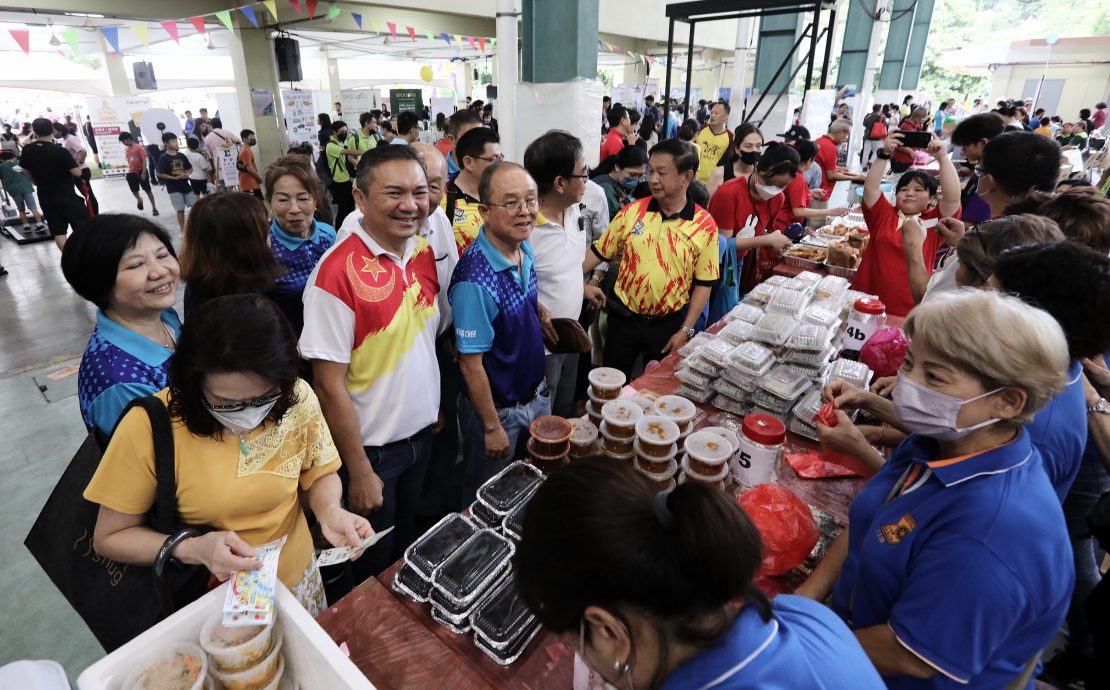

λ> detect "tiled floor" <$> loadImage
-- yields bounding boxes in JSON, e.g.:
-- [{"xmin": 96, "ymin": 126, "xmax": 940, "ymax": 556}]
[{"xmin": 0, "ymin": 176, "xmax": 185, "ymax": 680}]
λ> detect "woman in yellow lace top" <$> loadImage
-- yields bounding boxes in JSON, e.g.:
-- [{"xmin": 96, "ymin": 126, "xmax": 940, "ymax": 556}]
[{"xmin": 84, "ymin": 294, "xmax": 371, "ymax": 615}]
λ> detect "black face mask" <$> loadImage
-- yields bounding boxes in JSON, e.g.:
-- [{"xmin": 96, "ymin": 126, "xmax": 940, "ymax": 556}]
[{"xmin": 739, "ymin": 150, "xmax": 760, "ymax": 165}]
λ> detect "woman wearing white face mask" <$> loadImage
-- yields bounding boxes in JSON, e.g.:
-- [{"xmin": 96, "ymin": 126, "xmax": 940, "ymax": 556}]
[
  {"xmin": 85, "ymin": 294, "xmax": 372, "ymax": 616},
  {"xmin": 798, "ymin": 289, "xmax": 1074, "ymax": 690},
  {"xmin": 514, "ymin": 457, "xmax": 886, "ymax": 690}
]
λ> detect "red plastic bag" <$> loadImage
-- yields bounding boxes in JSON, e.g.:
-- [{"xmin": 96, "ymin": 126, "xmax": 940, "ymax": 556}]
[
  {"xmin": 809, "ymin": 403, "xmax": 876, "ymax": 478},
  {"xmin": 737, "ymin": 484, "xmax": 820, "ymax": 576},
  {"xmin": 785, "ymin": 449, "xmax": 862, "ymax": 478},
  {"xmin": 860, "ymin": 327, "xmax": 909, "ymax": 379}
]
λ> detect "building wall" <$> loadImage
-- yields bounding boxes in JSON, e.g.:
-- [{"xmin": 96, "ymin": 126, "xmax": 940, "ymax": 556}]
[{"xmin": 989, "ymin": 62, "xmax": 1110, "ymax": 121}]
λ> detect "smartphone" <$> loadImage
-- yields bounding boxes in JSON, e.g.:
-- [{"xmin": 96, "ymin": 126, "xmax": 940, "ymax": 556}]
[{"xmin": 900, "ymin": 131, "xmax": 932, "ymax": 149}]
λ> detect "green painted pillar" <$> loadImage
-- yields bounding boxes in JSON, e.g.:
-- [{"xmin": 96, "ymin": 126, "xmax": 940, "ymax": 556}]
[
  {"xmin": 522, "ymin": 0, "xmax": 599, "ymax": 82},
  {"xmin": 837, "ymin": 0, "xmax": 873, "ymax": 89},
  {"xmin": 753, "ymin": 13, "xmax": 803, "ymax": 94},
  {"xmin": 878, "ymin": 0, "xmax": 917, "ymax": 90},
  {"xmin": 900, "ymin": 0, "xmax": 935, "ymax": 89}
]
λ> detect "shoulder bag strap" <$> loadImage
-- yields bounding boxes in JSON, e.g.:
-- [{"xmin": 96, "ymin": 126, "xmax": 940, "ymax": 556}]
[{"xmin": 127, "ymin": 397, "xmax": 178, "ymax": 533}]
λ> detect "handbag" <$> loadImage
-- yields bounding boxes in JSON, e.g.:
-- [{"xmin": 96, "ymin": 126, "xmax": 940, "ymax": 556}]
[{"xmin": 23, "ymin": 397, "xmax": 212, "ymax": 652}]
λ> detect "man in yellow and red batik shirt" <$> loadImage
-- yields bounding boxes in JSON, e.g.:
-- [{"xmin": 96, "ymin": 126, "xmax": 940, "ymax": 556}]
[
  {"xmin": 300, "ymin": 146, "xmax": 440, "ymax": 583},
  {"xmin": 583, "ymin": 139, "xmax": 719, "ymax": 378}
]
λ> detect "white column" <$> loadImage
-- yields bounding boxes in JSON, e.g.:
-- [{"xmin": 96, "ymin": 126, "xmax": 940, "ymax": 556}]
[
  {"xmin": 847, "ymin": 0, "xmax": 887, "ymax": 172},
  {"xmin": 728, "ymin": 17, "xmax": 756, "ymax": 128},
  {"xmin": 496, "ymin": 0, "xmax": 520, "ymax": 160}
]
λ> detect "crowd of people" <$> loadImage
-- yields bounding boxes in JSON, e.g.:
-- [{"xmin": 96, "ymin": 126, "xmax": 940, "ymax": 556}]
[{"xmin": 1, "ymin": 82, "xmax": 1107, "ymax": 688}]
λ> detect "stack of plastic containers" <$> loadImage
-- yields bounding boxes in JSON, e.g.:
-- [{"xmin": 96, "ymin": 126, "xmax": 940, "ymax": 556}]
[
  {"xmin": 470, "ymin": 574, "xmax": 543, "ymax": 665},
  {"xmin": 567, "ymin": 418, "xmax": 600, "ymax": 459},
  {"xmin": 711, "ymin": 341, "xmax": 774, "ymax": 416},
  {"xmin": 429, "ymin": 529, "xmax": 515, "ymax": 634},
  {"xmin": 395, "ymin": 513, "xmax": 479, "ymax": 603},
  {"xmin": 751, "ymin": 312, "xmax": 798, "ymax": 347},
  {"xmin": 633, "ymin": 415, "xmax": 680, "ymax": 490},
  {"xmin": 679, "ymin": 430, "xmax": 733, "ymax": 490},
  {"xmin": 789, "ymin": 388, "xmax": 824, "ymax": 441},
  {"xmin": 828, "ymin": 357, "xmax": 874, "ymax": 390},
  {"xmin": 600, "ymin": 399, "xmax": 643, "ymax": 463},
  {"xmin": 653, "ymin": 395, "xmax": 698, "ymax": 441},
  {"xmin": 527, "ymin": 416, "xmax": 573, "ymax": 473},
  {"xmin": 751, "ymin": 365, "xmax": 813, "ymax": 419},
  {"xmin": 469, "ymin": 462, "xmax": 545, "ymax": 530},
  {"xmin": 677, "ymin": 339, "xmax": 736, "ymax": 402},
  {"xmin": 585, "ymin": 367, "xmax": 626, "ymax": 426}
]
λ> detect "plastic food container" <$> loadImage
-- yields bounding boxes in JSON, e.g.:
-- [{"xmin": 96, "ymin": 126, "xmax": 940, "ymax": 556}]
[
  {"xmin": 763, "ymin": 275, "xmax": 791, "ymax": 287},
  {"xmin": 634, "ymin": 457, "xmax": 679, "ymax": 489},
  {"xmin": 840, "ymin": 290, "xmax": 874, "ymax": 317},
  {"xmin": 392, "ymin": 562, "xmax": 433, "ymax": 602},
  {"xmin": 469, "ymin": 499, "xmax": 501, "ymax": 529},
  {"xmin": 633, "ymin": 437, "xmax": 678, "ymax": 472},
  {"xmin": 430, "ymin": 604, "xmax": 472, "ymax": 634},
  {"xmin": 791, "ymin": 389, "xmax": 824, "ymax": 427},
  {"xmin": 635, "ymin": 416, "xmax": 681, "ymax": 457},
  {"xmin": 209, "ymin": 631, "xmax": 284, "ymax": 690},
  {"xmin": 586, "ymin": 400, "xmax": 603, "ymax": 427},
  {"xmin": 724, "ymin": 341, "xmax": 774, "ymax": 378},
  {"xmin": 679, "ymin": 454, "xmax": 731, "ymax": 484},
  {"xmin": 829, "ymin": 357, "xmax": 873, "ymax": 390},
  {"xmin": 478, "ymin": 461, "xmax": 545, "ymax": 516},
  {"xmin": 699, "ymin": 339, "xmax": 739, "ymax": 368},
  {"xmin": 733, "ymin": 414, "xmax": 786, "ymax": 486},
  {"xmin": 677, "ymin": 331, "xmax": 715, "ymax": 358},
  {"xmin": 840, "ymin": 297, "xmax": 887, "ymax": 357},
  {"xmin": 568, "ymin": 418, "xmax": 599, "ymax": 457},
  {"xmin": 751, "ymin": 312, "xmax": 798, "ymax": 347},
  {"xmin": 750, "ymin": 387, "xmax": 800, "ymax": 415},
  {"xmin": 802, "ymin": 300, "xmax": 842, "ymax": 329},
  {"xmin": 654, "ymin": 395, "xmax": 697, "ymax": 428},
  {"xmin": 766, "ymin": 288, "xmax": 809, "ymax": 317},
  {"xmin": 588, "ymin": 367, "xmax": 626, "ymax": 400},
  {"xmin": 711, "ymin": 393, "xmax": 750, "ymax": 416},
  {"xmin": 431, "ymin": 529, "xmax": 514, "ymax": 611},
  {"xmin": 790, "ymin": 271, "xmax": 823, "ymax": 289},
  {"xmin": 718, "ymin": 319, "xmax": 755, "ymax": 345},
  {"xmin": 502, "ymin": 501, "xmax": 527, "ymax": 542},
  {"xmin": 121, "ymin": 642, "xmax": 207, "ymax": 690},
  {"xmin": 748, "ymin": 282, "xmax": 777, "ymax": 304},
  {"xmin": 675, "ymin": 365, "xmax": 714, "ymax": 389},
  {"xmin": 814, "ymin": 274, "xmax": 850, "ymax": 301},
  {"xmin": 699, "ymin": 426, "xmax": 740, "ymax": 456},
  {"xmin": 526, "ymin": 438, "xmax": 567, "ymax": 474},
  {"xmin": 720, "ymin": 365, "xmax": 760, "ymax": 391},
  {"xmin": 727, "ymin": 302, "xmax": 765, "ymax": 325},
  {"xmin": 676, "ymin": 382, "xmax": 714, "ymax": 404},
  {"xmin": 757, "ymin": 365, "xmax": 813, "ymax": 401},
  {"xmin": 788, "ymin": 415, "xmax": 820, "ymax": 442},
  {"xmin": 471, "ymin": 575, "xmax": 538, "ymax": 652},
  {"xmin": 713, "ymin": 377, "xmax": 751, "ymax": 402},
  {"xmin": 529, "ymin": 416, "xmax": 573, "ymax": 457},
  {"xmin": 625, "ymin": 396, "xmax": 658, "ymax": 416},
  {"xmin": 683, "ymin": 430, "xmax": 733, "ymax": 477},
  {"xmin": 200, "ymin": 613, "xmax": 274, "ymax": 673},
  {"xmin": 405, "ymin": 513, "xmax": 478, "ymax": 580},
  {"xmin": 601, "ymin": 400, "xmax": 643, "ymax": 439},
  {"xmin": 600, "ymin": 422, "xmax": 635, "ymax": 455},
  {"xmin": 473, "ymin": 617, "xmax": 542, "ymax": 666},
  {"xmin": 683, "ymin": 352, "xmax": 723, "ymax": 377},
  {"xmin": 785, "ymin": 342, "xmax": 837, "ymax": 368},
  {"xmin": 787, "ymin": 323, "xmax": 833, "ymax": 352}
]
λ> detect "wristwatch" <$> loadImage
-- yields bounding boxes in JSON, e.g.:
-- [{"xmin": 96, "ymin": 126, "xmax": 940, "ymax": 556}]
[
  {"xmin": 1088, "ymin": 398, "xmax": 1110, "ymax": 415},
  {"xmin": 679, "ymin": 326, "xmax": 696, "ymax": 338},
  {"xmin": 876, "ymin": 149, "xmax": 892, "ymax": 160}
]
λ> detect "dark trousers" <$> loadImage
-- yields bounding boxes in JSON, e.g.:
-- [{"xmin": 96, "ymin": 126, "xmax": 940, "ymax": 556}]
[
  {"xmin": 1087, "ymin": 574, "xmax": 1109, "ymax": 689},
  {"xmin": 332, "ymin": 179, "xmax": 355, "ymax": 228},
  {"xmin": 602, "ymin": 303, "xmax": 686, "ymax": 379},
  {"xmin": 78, "ymin": 168, "xmax": 99, "ymax": 215},
  {"xmin": 145, "ymin": 145, "xmax": 161, "ymax": 184}
]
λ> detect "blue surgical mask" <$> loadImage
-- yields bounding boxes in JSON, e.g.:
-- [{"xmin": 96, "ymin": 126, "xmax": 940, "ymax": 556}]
[
  {"xmin": 892, "ymin": 373, "xmax": 1003, "ymax": 441},
  {"xmin": 619, "ymin": 175, "xmax": 639, "ymax": 191}
]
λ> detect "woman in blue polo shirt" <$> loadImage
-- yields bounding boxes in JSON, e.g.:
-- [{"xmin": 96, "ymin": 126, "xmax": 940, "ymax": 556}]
[
  {"xmin": 514, "ymin": 457, "xmax": 885, "ymax": 690},
  {"xmin": 801, "ymin": 289, "xmax": 1074, "ymax": 689},
  {"xmin": 263, "ymin": 156, "xmax": 336, "ymax": 334},
  {"xmin": 61, "ymin": 214, "xmax": 181, "ymax": 439}
]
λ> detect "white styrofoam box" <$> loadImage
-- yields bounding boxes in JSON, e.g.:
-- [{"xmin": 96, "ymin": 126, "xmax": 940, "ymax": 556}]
[{"xmin": 77, "ymin": 582, "xmax": 374, "ymax": 690}]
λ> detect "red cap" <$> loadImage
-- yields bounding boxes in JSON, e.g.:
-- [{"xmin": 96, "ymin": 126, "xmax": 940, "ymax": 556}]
[
  {"xmin": 853, "ymin": 297, "xmax": 886, "ymax": 315},
  {"xmin": 742, "ymin": 414, "xmax": 786, "ymax": 445}
]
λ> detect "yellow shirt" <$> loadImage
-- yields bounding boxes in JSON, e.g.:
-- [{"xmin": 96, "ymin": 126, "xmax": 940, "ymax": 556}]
[
  {"xmin": 694, "ymin": 126, "xmax": 731, "ymax": 182},
  {"xmin": 84, "ymin": 379, "xmax": 340, "ymax": 587},
  {"xmin": 592, "ymin": 197, "xmax": 720, "ymax": 316},
  {"xmin": 447, "ymin": 180, "xmax": 483, "ymax": 255}
]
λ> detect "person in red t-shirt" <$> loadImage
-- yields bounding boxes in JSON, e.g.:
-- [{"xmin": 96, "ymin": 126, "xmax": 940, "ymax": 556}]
[
  {"xmin": 814, "ymin": 121, "xmax": 865, "ymax": 198},
  {"xmin": 238, "ymin": 129, "xmax": 263, "ymax": 199},
  {"xmin": 775, "ymin": 138, "xmax": 850, "ymax": 230},
  {"xmin": 891, "ymin": 107, "xmax": 929, "ymax": 173},
  {"xmin": 600, "ymin": 104, "xmax": 638, "ymax": 162},
  {"xmin": 708, "ymin": 144, "xmax": 797, "ymax": 292},
  {"xmin": 117, "ymin": 132, "xmax": 159, "ymax": 216},
  {"xmin": 853, "ymin": 131, "xmax": 962, "ymax": 316}
]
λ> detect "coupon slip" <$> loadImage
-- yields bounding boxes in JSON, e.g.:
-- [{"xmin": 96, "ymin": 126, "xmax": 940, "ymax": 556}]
[{"xmin": 314, "ymin": 526, "xmax": 394, "ymax": 568}]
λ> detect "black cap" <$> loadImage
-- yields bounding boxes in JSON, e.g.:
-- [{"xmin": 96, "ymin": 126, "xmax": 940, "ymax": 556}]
[{"xmin": 777, "ymin": 125, "xmax": 811, "ymax": 140}]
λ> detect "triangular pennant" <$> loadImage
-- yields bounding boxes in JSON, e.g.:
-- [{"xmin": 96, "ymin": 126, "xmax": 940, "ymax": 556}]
[
  {"xmin": 129, "ymin": 24, "xmax": 149, "ymax": 48},
  {"xmin": 351, "ymin": 12, "xmax": 362, "ymax": 29},
  {"xmin": 441, "ymin": 32, "xmax": 451, "ymax": 46},
  {"xmin": 477, "ymin": 37, "xmax": 486, "ymax": 53},
  {"xmin": 215, "ymin": 10, "xmax": 234, "ymax": 32},
  {"xmin": 8, "ymin": 29, "xmax": 29, "ymax": 54},
  {"xmin": 161, "ymin": 20, "xmax": 180, "ymax": 43},
  {"xmin": 370, "ymin": 20, "xmax": 381, "ymax": 33},
  {"xmin": 467, "ymin": 36, "xmax": 476, "ymax": 51},
  {"xmin": 490, "ymin": 37, "xmax": 496, "ymax": 47},
  {"xmin": 597, "ymin": 39, "xmax": 603, "ymax": 49},
  {"xmin": 189, "ymin": 17, "xmax": 206, "ymax": 34},
  {"xmin": 387, "ymin": 22, "xmax": 397, "ymax": 39},
  {"xmin": 289, "ymin": 0, "xmax": 302, "ymax": 14},
  {"xmin": 100, "ymin": 27, "xmax": 119, "ymax": 53},
  {"xmin": 263, "ymin": 0, "xmax": 278, "ymax": 20},
  {"xmin": 61, "ymin": 27, "xmax": 80, "ymax": 54},
  {"xmin": 240, "ymin": 6, "xmax": 259, "ymax": 27},
  {"xmin": 454, "ymin": 34, "xmax": 463, "ymax": 46},
  {"xmin": 425, "ymin": 31, "xmax": 435, "ymax": 41},
  {"xmin": 306, "ymin": 0, "xmax": 318, "ymax": 18},
  {"xmin": 328, "ymin": 62, "xmax": 337, "ymax": 75},
  {"xmin": 406, "ymin": 26, "xmax": 415, "ymax": 42},
  {"xmin": 326, "ymin": 4, "xmax": 341, "ymax": 20}
]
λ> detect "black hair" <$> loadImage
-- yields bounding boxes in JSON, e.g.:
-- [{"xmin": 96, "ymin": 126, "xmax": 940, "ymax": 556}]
[
  {"xmin": 615, "ymin": 144, "xmax": 648, "ymax": 169},
  {"xmin": 353, "ymin": 143, "xmax": 426, "ymax": 194},
  {"xmin": 317, "ymin": 113, "xmax": 332, "ymax": 127},
  {"xmin": 980, "ymin": 131, "xmax": 1061, "ymax": 196},
  {"xmin": 713, "ymin": 100, "xmax": 731, "ymax": 114},
  {"xmin": 638, "ymin": 114, "xmax": 657, "ymax": 142},
  {"xmin": 167, "ymin": 294, "xmax": 301, "ymax": 440},
  {"xmin": 755, "ymin": 142, "xmax": 799, "ymax": 178},
  {"xmin": 186, "ymin": 136, "xmax": 199, "ymax": 150},
  {"xmin": 791, "ymin": 138, "xmax": 818, "ymax": 163},
  {"xmin": 31, "ymin": 118, "xmax": 54, "ymax": 137},
  {"xmin": 210, "ymin": 117, "xmax": 223, "ymax": 129},
  {"xmin": 240, "ymin": 129, "xmax": 254, "ymax": 140},
  {"xmin": 1032, "ymin": 189, "xmax": 1110, "ymax": 253},
  {"xmin": 161, "ymin": 132, "xmax": 177, "ymax": 144},
  {"xmin": 447, "ymin": 109, "xmax": 482, "ymax": 137},
  {"xmin": 0, "ymin": 150, "xmax": 13, "ymax": 160},
  {"xmin": 628, "ymin": 109, "xmax": 642, "ymax": 126},
  {"xmin": 950, "ymin": 112, "xmax": 1005, "ymax": 147},
  {"xmin": 607, "ymin": 104, "xmax": 629, "ymax": 129},
  {"xmin": 650, "ymin": 138, "xmax": 699, "ymax": 175},
  {"xmin": 358, "ymin": 111, "xmax": 373, "ymax": 127},
  {"xmin": 118, "ymin": 132, "xmax": 133, "ymax": 143},
  {"xmin": 478, "ymin": 160, "xmax": 530, "ymax": 205},
  {"xmin": 895, "ymin": 169, "xmax": 939, "ymax": 196},
  {"xmin": 1097, "ymin": 102, "xmax": 1107, "ymax": 109},
  {"xmin": 1079, "ymin": 108, "xmax": 1091, "ymax": 119},
  {"xmin": 397, "ymin": 110, "xmax": 420, "ymax": 136},
  {"xmin": 514, "ymin": 458, "xmax": 768, "ymax": 646},
  {"xmin": 523, "ymin": 130, "xmax": 584, "ymax": 196},
  {"xmin": 903, "ymin": 95, "xmax": 914, "ymax": 104},
  {"xmin": 455, "ymin": 126, "xmax": 500, "ymax": 165},
  {"xmin": 61, "ymin": 214, "xmax": 176, "ymax": 311},
  {"xmin": 330, "ymin": 120, "xmax": 348, "ymax": 133},
  {"xmin": 994, "ymin": 242, "xmax": 1110, "ymax": 360}
]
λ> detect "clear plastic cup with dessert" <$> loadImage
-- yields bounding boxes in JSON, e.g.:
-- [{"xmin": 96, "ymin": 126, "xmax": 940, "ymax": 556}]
[
  {"xmin": 600, "ymin": 422, "xmax": 635, "ymax": 455},
  {"xmin": 683, "ymin": 430, "xmax": 733, "ymax": 477},
  {"xmin": 600, "ymin": 400, "xmax": 643, "ymax": 439},
  {"xmin": 633, "ymin": 437, "xmax": 678, "ymax": 473},
  {"xmin": 588, "ymin": 367, "xmax": 626, "ymax": 401},
  {"xmin": 634, "ymin": 415, "xmax": 681, "ymax": 459}
]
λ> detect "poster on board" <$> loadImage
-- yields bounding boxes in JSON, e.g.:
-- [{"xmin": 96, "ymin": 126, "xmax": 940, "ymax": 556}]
[
  {"xmin": 389, "ymin": 89, "xmax": 423, "ymax": 115},
  {"xmin": 251, "ymin": 88, "xmax": 275, "ymax": 117},
  {"xmin": 429, "ymin": 96, "xmax": 455, "ymax": 122},
  {"xmin": 340, "ymin": 90, "xmax": 380, "ymax": 119},
  {"xmin": 84, "ymin": 95, "xmax": 152, "ymax": 176},
  {"xmin": 214, "ymin": 145, "xmax": 240, "ymax": 188},
  {"xmin": 282, "ymin": 89, "xmax": 316, "ymax": 147}
]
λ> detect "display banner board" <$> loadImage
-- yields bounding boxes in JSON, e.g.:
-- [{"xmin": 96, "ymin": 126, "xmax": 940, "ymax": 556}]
[
  {"xmin": 282, "ymin": 89, "xmax": 317, "ymax": 147},
  {"xmin": 389, "ymin": 89, "xmax": 423, "ymax": 115},
  {"xmin": 214, "ymin": 145, "xmax": 240, "ymax": 188},
  {"xmin": 340, "ymin": 90, "xmax": 381, "ymax": 120},
  {"xmin": 85, "ymin": 96, "xmax": 153, "ymax": 177}
]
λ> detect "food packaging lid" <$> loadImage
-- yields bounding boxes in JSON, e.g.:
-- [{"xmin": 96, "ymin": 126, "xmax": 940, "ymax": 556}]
[
  {"xmin": 718, "ymin": 319, "xmax": 755, "ymax": 344},
  {"xmin": 699, "ymin": 338, "xmax": 739, "ymax": 367},
  {"xmin": 748, "ymin": 282, "xmax": 777, "ymax": 303},
  {"xmin": 588, "ymin": 367, "xmax": 626, "ymax": 390},
  {"xmin": 470, "ymin": 575, "xmax": 537, "ymax": 645},
  {"xmin": 654, "ymin": 395, "xmax": 697, "ymax": 423},
  {"xmin": 633, "ymin": 455, "xmax": 679, "ymax": 480},
  {"xmin": 787, "ymin": 323, "xmax": 833, "ymax": 352},
  {"xmin": 405, "ymin": 513, "xmax": 478, "ymax": 579},
  {"xmin": 699, "ymin": 426, "xmax": 740, "ymax": 453},
  {"xmin": 791, "ymin": 271, "xmax": 823, "ymax": 287},
  {"xmin": 829, "ymin": 358, "xmax": 873, "ymax": 388},
  {"xmin": 728, "ymin": 302, "xmax": 765, "ymax": 324},
  {"xmin": 802, "ymin": 301, "xmax": 843, "ymax": 328},
  {"xmin": 766, "ymin": 287, "xmax": 809, "ymax": 315},
  {"xmin": 476, "ymin": 461, "xmax": 545, "ymax": 514},
  {"xmin": 635, "ymin": 415, "xmax": 681, "ymax": 445},
  {"xmin": 677, "ymin": 331, "xmax": 714, "ymax": 358},
  {"xmin": 763, "ymin": 275, "xmax": 791, "ymax": 286},
  {"xmin": 567, "ymin": 418, "xmax": 599, "ymax": 444},
  {"xmin": 741, "ymin": 413, "xmax": 787, "ymax": 445},
  {"xmin": 726, "ymin": 341, "xmax": 775, "ymax": 375},
  {"xmin": 815, "ymin": 274, "xmax": 850, "ymax": 296},
  {"xmin": 601, "ymin": 399, "xmax": 644, "ymax": 426},
  {"xmin": 684, "ymin": 430, "xmax": 733, "ymax": 464},
  {"xmin": 431, "ymin": 529, "xmax": 515, "ymax": 607},
  {"xmin": 529, "ymin": 415, "xmax": 573, "ymax": 444},
  {"xmin": 757, "ymin": 364, "xmax": 814, "ymax": 401},
  {"xmin": 853, "ymin": 296, "xmax": 886, "ymax": 315},
  {"xmin": 720, "ymin": 366, "xmax": 760, "ymax": 391},
  {"xmin": 751, "ymin": 312, "xmax": 799, "ymax": 346},
  {"xmin": 791, "ymin": 388, "xmax": 825, "ymax": 425}
]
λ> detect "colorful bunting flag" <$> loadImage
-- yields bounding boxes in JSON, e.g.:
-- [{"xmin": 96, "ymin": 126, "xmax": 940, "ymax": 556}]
[
  {"xmin": 326, "ymin": 4, "xmax": 341, "ymax": 20},
  {"xmin": 454, "ymin": 34, "xmax": 463, "ymax": 46},
  {"xmin": 467, "ymin": 36, "xmax": 476, "ymax": 51},
  {"xmin": 100, "ymin": 27, "xmax": 120, "ymax": 53},
  {"xmin": 241, "ymin": 6, "xmax": 259, "ymax": 27},
  {"xmin": 215, "ymin": 11, "xmax": 234, "ymax": 32},
  {"xmin": 491, "ymin": 37, "xmax": 497, "ymax": 47},
  {"xmin": 189, "ymin": 17, "xmax": 206, "ymax": 34},
  {"xmin": 370, "ymin": 20, "xmax": 381, "ymax": 33},
  {"xmin": 306, "ymin": 0, "xmax": 318, "ymax": 18},
  {"xmin": 425, "ymin": 31, "xmax": 435, "ymax": 41},
  {"xmin": 289, "ymin": 0, "xmax": 302, "ymax": 14},
  {"xmin": 8, "ymin": 29, "xmax": 29, "ymax": 54},
  {"xmin": 441, "ymin": 32, "xmax": 451, "ymax": 46},
  {"xmin": 406, "ymin": 26, "xmax": 416, "ymax": 42},
  {"xmin": 263, "ymin": 0, "xmax": 278, "ymax": 20},
  {"xmin": 61, "ymin": 27, "xmax": 80, "ymax": 54},
  {"xmin": 477, "ymin": 37, "xmax": 486, "ymax": 53},
  {"xmin": 161, "ymin": 21, "xmax": 180, "ymax": 43},
  {"xmin": 387, "ymin": 22, "xmax": 397, "ymax": 39},
  {"xmin": 351, "ymin": 12, "xmax": 362, "ymax": 29},
  {"xmin": 130, "ymin": 24, "xmax": 149, "ymax": 48}
]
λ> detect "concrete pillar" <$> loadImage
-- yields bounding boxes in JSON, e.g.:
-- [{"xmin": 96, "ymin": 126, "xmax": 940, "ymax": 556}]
[
  {"xmin": 496, "ymin": 0, "xmax": 521, "ymax": 160},
  {"xmin": 522, "ymin": 0, "xmax": 598, "ymax": 82},
  {"xmin": 729, "ymin": 17, "xmax": 756, "ymax": 126},
  {"xmin": 104, "ymin": 53, "xmax": 132, "ymax": 97},
  {"xmin": 846, "ymin": 0, "xmax": 887, "ymax": 171},
  {"xmin": 228, "ymin": 27, "xmax": 287, "ymax": 174}
]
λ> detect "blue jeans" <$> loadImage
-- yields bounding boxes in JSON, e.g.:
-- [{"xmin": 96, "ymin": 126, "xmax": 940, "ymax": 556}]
[
  {"xmin": 1063, "ymin": 452, "xmax": 1110, "ymax": 655},
  {"xmin": 457, "ymin": 384, "xmax": 551, "ymax": 505},
  {"xmin": 544, "ymin": 353, "xmax": 579, "ymax": 419}
]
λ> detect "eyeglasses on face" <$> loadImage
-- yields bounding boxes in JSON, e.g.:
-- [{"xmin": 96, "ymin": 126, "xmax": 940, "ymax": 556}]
[
  {"xmin": 475, "ymin": 154, "xmax": 505, "ymax": 163},
  {"xmin": 486, "ymin": 197, "xmax": 540, "ymax": 214},
  {"xmin": 203, "ymin": 391, "xmax": 282, "ymax": 413}
]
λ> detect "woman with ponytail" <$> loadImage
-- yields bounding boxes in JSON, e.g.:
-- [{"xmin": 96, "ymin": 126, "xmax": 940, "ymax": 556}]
[{"xmin": 514, "ymin": 458, "xmax": 883, "ymax": 689}]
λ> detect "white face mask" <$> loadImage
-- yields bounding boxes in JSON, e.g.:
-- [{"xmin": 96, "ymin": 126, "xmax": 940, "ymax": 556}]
[
  {"xmin": 892, "ymin": 372, "xmax": 1004, "ymax": 441},
  {"xmin": 209, "ymin": 400, "xmax": 276, "ymax": 436},
  {"xmin": 754, "ymin": 182, "xmax": 785, "ymax": 199}
]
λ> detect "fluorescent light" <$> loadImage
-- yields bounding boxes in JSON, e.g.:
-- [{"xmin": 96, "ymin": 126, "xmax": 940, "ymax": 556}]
[{"xmin": 65, "ymin": 12, "xmax": 104, "ymax": 18}]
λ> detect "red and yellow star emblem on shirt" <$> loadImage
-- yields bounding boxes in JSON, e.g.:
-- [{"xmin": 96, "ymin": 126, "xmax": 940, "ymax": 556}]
[{"xmin": 361, "ymin": 256, "xmax": 386, "ymax": 281}]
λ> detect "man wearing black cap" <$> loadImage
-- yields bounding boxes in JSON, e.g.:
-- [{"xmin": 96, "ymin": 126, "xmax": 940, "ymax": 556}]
[{"xmin": 779, "ymin": 125, "xmax": 823, "ymax": 193}]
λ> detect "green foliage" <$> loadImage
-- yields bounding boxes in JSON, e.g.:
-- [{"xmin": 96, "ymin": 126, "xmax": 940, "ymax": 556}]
[{"xmin": 597, "ymin": 68, "xmax": 615, "ymax": 93}]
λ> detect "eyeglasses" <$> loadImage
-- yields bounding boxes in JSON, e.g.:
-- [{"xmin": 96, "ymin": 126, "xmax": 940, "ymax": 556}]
[
  {"xmin": 486, "ymin": 197, "xmax": 540, "ymax": 214},
  {"xmin": 203, "ymin": 391, "xmax": 282, "ymax": 413},
  {"xmin": 566, "ymin": 169, "xmax": 591, "ymax": 181},
  {"xmin": 475, "ymin": 154, "xmax": 505, "ymax": 163}
]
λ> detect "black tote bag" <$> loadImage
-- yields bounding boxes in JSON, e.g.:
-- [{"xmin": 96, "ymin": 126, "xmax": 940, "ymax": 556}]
[{"xmin": 23, "ymin": 397, "xmax": 211, "ymax": 651}]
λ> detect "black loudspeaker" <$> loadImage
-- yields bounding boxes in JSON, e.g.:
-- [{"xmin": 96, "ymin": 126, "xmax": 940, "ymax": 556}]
[
  {"xmin": 486, "ymin": 85, "xmax": 497, "ymax": 100},
  {"xmin": 275, "ymin": 37, "xmax": 302, "ymax": 82},
  {"xmin": 133, "ymin": 61, "xmax": 157, "ymax": 90}
]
